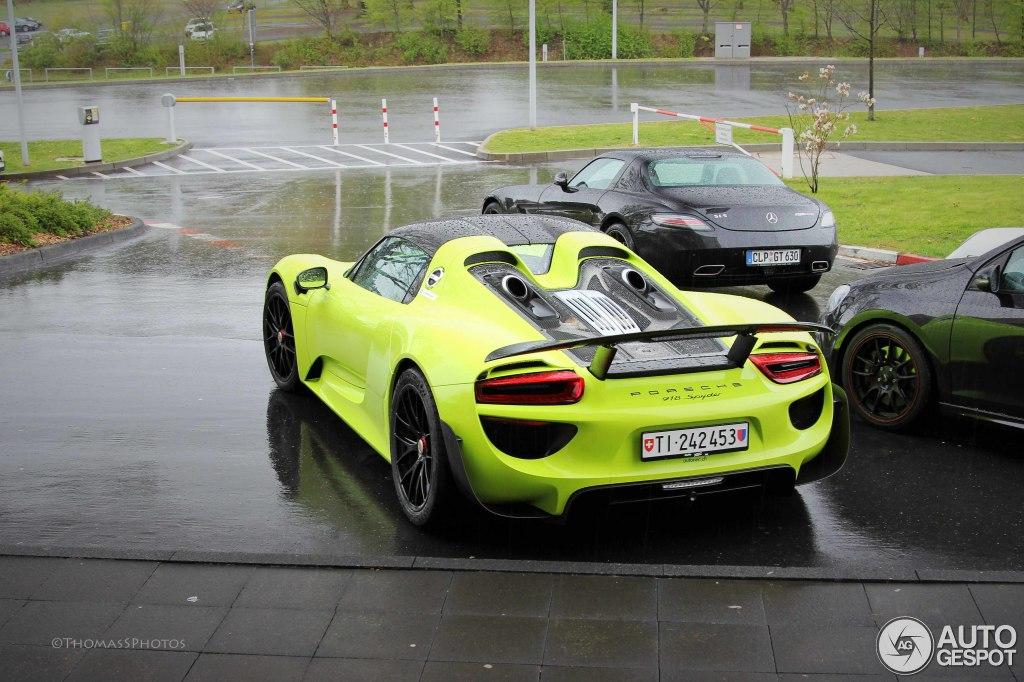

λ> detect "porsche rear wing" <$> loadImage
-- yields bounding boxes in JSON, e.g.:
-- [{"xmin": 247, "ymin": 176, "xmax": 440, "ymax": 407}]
[{"xmin": 486, "ymin": 322, "xmax": 835, "ymax": 380}]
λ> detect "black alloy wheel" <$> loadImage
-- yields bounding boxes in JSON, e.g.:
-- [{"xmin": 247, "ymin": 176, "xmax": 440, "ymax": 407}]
[
  {"xmin": 263, "ymin": 281, "xmax": 300, "ymax": 391},
  {"xmin": 605, "ymin": 222, "xmax": 635, "ymax": 249},
  {"xmin": 842, "ymin": 323, "xmax": 932, "ymax": 429},
  {"xmin": 390, "ymin": 368, "xmax": 455, "ymax": 526},
  {"xmin": 768, "ymin": 274, "xmax": 821, "ymax": 294}
]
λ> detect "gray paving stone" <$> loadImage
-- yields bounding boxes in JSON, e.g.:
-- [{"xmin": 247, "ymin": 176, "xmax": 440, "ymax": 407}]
[
  {"xmin": 0, "ymin": 599, "xmax": 25, "ymax": 630},
  {"xmin": 234, "ymin": 566, "xmax": 351, "ymax": 610},
  {"xmin": 66, "ymin": 649, "xmax": 198, "ymax": 682},
  {"xmin": 658, "ymin": 578, "xmax": 766, "ymax": 625},
  {"xmin": 0, "ymin": 557, "xmax": 65, "ymax": 599},
  {"xmin": 664, "ymin": 673, "xmax": 779, "ymax": 682},
  {"xmin": 133, "ymin": 563, "xmax": 253, "ymax": 606},
  {"xmin": 864, "ymin": 583, "xmax": 983, "ymax": 630},
  {"xmin": 658, "ymin": 622, "xmax": 775, "ymax": 673},
  {"xmin": 0, "ymin": 600, "xmax": 125, "ymax": 646},
  {"xmin": 542, "ymin": 665, "xmax": 658, "ymax": 681},
  {"xmin": 203, "ymin": 607, "xmax": 332, "ymax": 657},
  {"xmin": 969, "ymin": 584, "xmax": 1024, "ymax": 631},
  {"xmin": 0, "ymin": 643, "xmax": 85, "ymax": 682},
  {"xmin": 337, "ymin": 569, "xmax": 451, "ymax": 614},
  {"xmin": 763, "ymin": 581, "xmax": 874, "ymax": 626},
  {"xmin": 770, "ymin": 623, "xmax": 883, "ymax": 675},
  {"xmin": 777, "ymin": 675, "xmax": 891, "ymax": 681},
  {"xmin": 315, "ymin": 610, "xmax": 438, "ymax": 660},
  {"xmin": 184, "ymin": 652, "xmax": 309, "ymax": 681},
  {"xmin": 104, "ymin": 603, "xmax": 228, "ymax": 652},
  {"xmin": 544, "ymin": 619, "xmax": 658, "ymax": 669},
  {"xmin": 421, "ymin": 661, "xmax": 541, "ymax": 681},
  {"xmin": 304, "ymin": 657, "xmax": 422, "ymax": 681},
  {"xmin": 31, "ymin": 559, "xmax": 157, "ymax": 604},
  {"xmin": 430, "ymin": 614, "xmax": 547, "ymax": 664},
  {"xmin": 550, "ymin": 575, "xmax": 657, "ymax": 621},
  {"xmin": 444, "ymin": 571, "xmax": 553, "ymax": 617}
]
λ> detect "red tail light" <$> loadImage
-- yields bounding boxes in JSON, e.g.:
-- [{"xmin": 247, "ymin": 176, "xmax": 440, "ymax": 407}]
[
  {"xmin": 475, "ymin": 370, "xmax": 584, "ymax": 405},
  {"xmin": 749, "ymin": 352, "xmax": 821, "ymax": 384}
]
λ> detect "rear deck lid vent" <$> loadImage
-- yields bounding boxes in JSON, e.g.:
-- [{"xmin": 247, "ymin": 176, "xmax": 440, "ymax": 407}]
[{"xmin": 553, "ymin": 290, "xmax": 641, "ymax": 335}]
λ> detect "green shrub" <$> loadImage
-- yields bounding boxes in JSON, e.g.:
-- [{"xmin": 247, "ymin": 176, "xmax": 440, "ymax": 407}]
[
  {"xmin": 63, "ymin": 36, "xmax": 101, "ymax": 68},
  {"xmin": 455, "ymin": 26, "xmax": 491, "ymax": 56},
  {"xmin": 961, "ymin": 40, "xmax": 989, "ymax": 56},
  {"xmin": 675, "ymin": 30, "xmax": 696, "ymax": 58},
  {"xmin": 564, "ymin": 14, "xmax": 652, "ymax": 59},
  {"xmin": 18, "ymin": 34, "xmax": 63, "ymax": 70},
  {"xmin": 180, "ymin": 34, "xmax": 248, "ymax": 69},
  {"xmin": 0, "ymin": 213, "xmax": 34, "ymax": 247},
  {"xmin": 396, "ymin": 31, "xmax": 449, "ymax": 64},
  {"xmin": 0, "ymin": 186, "xmax": 110, "ymax": 246}
]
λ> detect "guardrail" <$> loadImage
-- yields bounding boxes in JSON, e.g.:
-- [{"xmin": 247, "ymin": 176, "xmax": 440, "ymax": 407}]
[
  {"xmin": 165, "ymin": 66, "xmax": 216, "ymax": 76},
  {"xmin": 630, "ymin": 102, "xmax": 795, "ymax": 179},
  {"xmin": 44, "ymin": 67, "xmax": 93, "ymax": 82},
  {"xmin": 161, "ymin": 94, "xmax": 339, "ymax": 145},
  {"xmin": 232, "ymin": 66, "xmax": 281, "ymax": 74},
  {"xmin": 299, "ymin": 65, "xmax": 348, "ymax": 71},
  {"xmin": 4, "ymin": 68, "xmax": 32, "ymax": 83},
  {"xmin": 105, "ymin": 67, "xmax": 154, "ymax": 79}
]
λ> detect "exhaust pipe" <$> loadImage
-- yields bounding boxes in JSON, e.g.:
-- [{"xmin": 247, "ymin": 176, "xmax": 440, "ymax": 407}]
[
  {"xmin": 693, "ymin": 265, "xmax": 725, "ymax": 276},
  {"xmin": 500, "ymin": 274, "xmax": 531, "ymax": 301},
  {"xmin": 620, "ymin": 268, "xmax": 648, "ymax": 293},
  {"xmin": 811, "ymin": 261, "xmax": 830, "ymax": 272}
]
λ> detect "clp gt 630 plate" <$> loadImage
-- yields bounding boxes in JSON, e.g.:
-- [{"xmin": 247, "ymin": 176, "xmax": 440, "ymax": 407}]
[
  {"xmin": 642, "ymin": 422, "xmax": 749, "ymax": 460},
  {"xmin": 746, "ymin": 249, "xmax": 801, "ymax": 266}
]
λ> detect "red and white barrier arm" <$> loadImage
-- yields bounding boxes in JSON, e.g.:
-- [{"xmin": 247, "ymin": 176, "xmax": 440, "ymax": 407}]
[
  {"xmin": 433, "ymin": 97, "xmax": 441, "ymax": 143},
  {"xmin": 330, "ymin": 98, "xmax": 339, "ymax": 146},
  {"xmin": 381, "ymin": 98, "xmax": 389, "ymax": 144}
]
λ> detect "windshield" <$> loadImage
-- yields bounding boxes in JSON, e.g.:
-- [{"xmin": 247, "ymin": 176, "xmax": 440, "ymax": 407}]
[
  {"xmin": 947, "ymin": 228, "xmax": 1024, "ymax": 259},
  {"xmin": 648, "ymin": 156, "xmax": 783, "ymax": 187},
  {"xmin": 510, "ymin": 244, "xmax": 555, "ymax": 274}
]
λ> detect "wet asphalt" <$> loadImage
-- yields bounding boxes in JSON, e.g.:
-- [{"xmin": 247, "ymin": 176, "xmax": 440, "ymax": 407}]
[
  {"xmin": 2, "ymin": 60, "xmax": 1023, "ymax": 145},
  {"xmin": 2, "ymin": 161, "xmax": 1023, "ymax": 574}
]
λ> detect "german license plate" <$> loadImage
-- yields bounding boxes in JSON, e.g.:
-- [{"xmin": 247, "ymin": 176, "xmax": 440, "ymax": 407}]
[
  {"xmin": 746, "ymin": 249, "xmax": 801, "ymax": 266},
  {"xmin": 641, "ymin": 422, "xmax": 749, "ymax": 461}
]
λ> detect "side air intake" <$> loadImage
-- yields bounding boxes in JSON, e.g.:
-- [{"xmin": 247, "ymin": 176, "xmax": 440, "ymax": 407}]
[{"xmin": 553, "ymin": 290, "xmax": 641, "ymax": 335}]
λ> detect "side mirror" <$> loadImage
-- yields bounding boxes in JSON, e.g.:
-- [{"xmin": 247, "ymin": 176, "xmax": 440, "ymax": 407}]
[
  {"xmin": 554, "ymin": 171, "xmax": 572, "ymax": 192},
  {"xmin": 295, "ymin": 266, "xmax": 329, "ymax": 294},
  {"xmin": 973, "ymin": 266, "xmax": 1001, "ymax": 294}
]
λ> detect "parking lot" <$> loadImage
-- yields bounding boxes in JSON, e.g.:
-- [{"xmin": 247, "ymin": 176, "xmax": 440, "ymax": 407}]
[{"xmin": 2, "ymin": 161, "xmax": 1022, "ymax": 578}]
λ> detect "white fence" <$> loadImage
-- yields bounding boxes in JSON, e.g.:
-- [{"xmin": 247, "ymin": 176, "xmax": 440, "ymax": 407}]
[
  {"xmin": 299, "ymin": 65, "xmax": 348, "ymax": 71},
  {"xmin": 232, "ymin": 66, "xmax": 281, "ymax": 74},
  {"xmin": 44, "ymin": 67, "xmax": 93, "ymax": 81},
  {"xmin": 105, "ymin": 67, "xmax": 154, "ymax": 79},
  {"xmin": 4, "ymin": 68, "xmax": 32, "ymax": 83},
  {"xmin": 165, "ymin": 66, "xmax": 216, "ymax": 76}
]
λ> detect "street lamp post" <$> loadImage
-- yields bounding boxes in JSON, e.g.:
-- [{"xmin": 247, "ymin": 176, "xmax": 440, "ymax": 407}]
[
  {"xmin": 528, "ymin": 0, "xmax": 536, "ymax": 128},
  {"xmin": 5, "ymin": 0, "xmax": 29, "ymax": 166},
  {"xmin": 611, "ymin": 0, "xmax": 618, "ymax": 60}
]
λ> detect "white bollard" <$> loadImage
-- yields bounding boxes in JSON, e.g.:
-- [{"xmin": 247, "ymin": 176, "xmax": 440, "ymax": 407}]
[
  {"xmin": 161, "ymin": 93, "xmax": 177, "ymax": 144},
  {"xmin": 381, "ymin": 98, "xmax": 389, "ymax": 144},
  {"xmin": 432, "ymin": 97, "xmax": 440, "ymax": 143},
  {"xmin": 542, "ymin": 44, "xmax": 548, "ymax": 62},
  {"xmin": 178, "ymin": 45, "xmax": 185, "ymax": 77},
  {"xmin": 918, "ymin": 46, "xmax": 925, "ymax": 57},
  {"xmin": 330, "ymin": 98, "xmax": 339, "ymax": 145},
  {"xmin": 781, "ymin": 127, "xmax": 795, "ymax": 179},
  {"xmin": 630, "ymin": 102, "xmax": 639, "ymax": 145}
]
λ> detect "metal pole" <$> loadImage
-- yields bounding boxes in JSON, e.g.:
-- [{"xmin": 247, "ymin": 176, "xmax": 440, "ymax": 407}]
[
  {"xmin": 630, "ymin": 103, "xmax": 639, "ymax": 145},
  {"xmin": 381, "ymin": 98, "xmax": 389, "ymax": 143},
  {"xmin": 6, "ymin": 0, "xmax": 29, "ymax": 166},
  {"xmin": 178, "ymin": 44, "xmax": 185, "ymax": 76},
  {"xmin": 611, "ymin": 0, "xmax": 618, "ymax": 60},
  {"xmin": 247, "ymin": 8, "xmax": 256, "ymax": 68},
  {"xmin": 780, "ymin": 127, "xmax": 795, "ymax": 179},
  {"xmin": 528, "ymin": 0, "xmax": 536, "ymax": 128},
  {"xmin": 432, "ymin": 97, "xmax": 440, "ymax": 143},
  {"xmin": 330, "ymin": 97, "xmax": 338, "ymax": 145}
]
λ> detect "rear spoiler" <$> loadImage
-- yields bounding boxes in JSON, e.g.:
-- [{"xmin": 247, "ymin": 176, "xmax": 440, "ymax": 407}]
[{"xmin": 486, "ymin": 322, "xmax": 835, "ymax": 380}]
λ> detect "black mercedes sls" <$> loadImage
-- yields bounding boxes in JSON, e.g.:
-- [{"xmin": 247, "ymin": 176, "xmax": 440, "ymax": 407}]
[
  {"xmin": 483, "ymin": 149, "xmax": 838, "ymax": 293},
  {"xmin": 822, "ymin": 228, "xmax": 1024, "ymax": 431}
]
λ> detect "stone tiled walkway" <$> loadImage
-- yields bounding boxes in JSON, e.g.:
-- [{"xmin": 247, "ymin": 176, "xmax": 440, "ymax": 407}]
[{"xmin": 1, "ymin": 556, "xmax": 1021, "ymax": 681}]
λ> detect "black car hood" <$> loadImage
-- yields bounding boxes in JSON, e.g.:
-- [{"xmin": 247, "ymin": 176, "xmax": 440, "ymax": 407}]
[
  {"xmin": 653, "ymin": 185, "xmax": 820, "ymax": 232},
  {"xmin": 861, "ymin": 258, "xmax": 969, "ymax": 283}
]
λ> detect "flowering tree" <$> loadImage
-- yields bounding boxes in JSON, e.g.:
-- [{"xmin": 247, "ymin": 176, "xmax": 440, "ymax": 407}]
[{"xmin": 786, "ymin": 65, "xmax": 876, "ymax": 194}]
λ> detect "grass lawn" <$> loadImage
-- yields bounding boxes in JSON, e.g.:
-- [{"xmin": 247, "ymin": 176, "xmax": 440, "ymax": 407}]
[
  {"xmin": 482, "ymin": 105, "xmax": 1024, "ymax": 153},
  {"xmin": 788, "ymin": 175, "xmax": 1024, "ymax": 257},
  {"xmin": 1, "ymin": 138, "xmax": 175, "ymax": 175}
]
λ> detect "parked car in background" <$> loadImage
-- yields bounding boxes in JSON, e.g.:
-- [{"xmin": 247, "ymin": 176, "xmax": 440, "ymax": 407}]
[
  {"xmin": 483, "ymin": 149, "xmax": 838, "ymax": 293},
  {"xmin": 15, "ymin": 17, "xmax": 42, "ymax": 32},
  {"xmin": 227, "ymin": 1, "xmax": 256, "ymax": 12},
  {"xmin": 55, "ymin": 28, "xmax": 91, "ymax": 43},
  {"xmin": 0, "ymin": 22, "xmax": 11, "ymax": 36},
  {"xmin": 15, "ymin": 32, "xmax": 32, "ymax": 45},
  {"xmin": 822, "ymin": 228, "xmax": 1024, "ymax": 431},
  {"xmin": 185, "ymin": 19, "xmax": 216, "ymax": 40}
]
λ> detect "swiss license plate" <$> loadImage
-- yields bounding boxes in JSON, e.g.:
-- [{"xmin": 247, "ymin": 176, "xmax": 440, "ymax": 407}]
[
  {"xmin": 641, "ymin": 422, "xmax": 749, "ymax": 461},
  {"xmin": 746, "ymin": 249, "xmax": 801, "ymax": 266}
]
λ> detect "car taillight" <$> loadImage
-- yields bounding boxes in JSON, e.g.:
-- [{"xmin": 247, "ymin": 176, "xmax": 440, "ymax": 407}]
[
  {"xmin": 749, "ymin": 352, "xmax": 821, "ymax": 384},
  {"xmin": 651, "ymin": 214, "xmax": 712, "ymax": 231},
  {"xmin": 475, "ymin": 370, "xmax": 584, "ymax": 405}
]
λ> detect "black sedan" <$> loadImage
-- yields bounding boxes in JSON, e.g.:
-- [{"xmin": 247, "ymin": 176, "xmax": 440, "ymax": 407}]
[
  {"xmin": 482, "ymin": 149, "xmax": 838, "ymax": 293},
  {"xmin": 821, "ymin": 229, "xmax": 1024, "ymax": 430}
]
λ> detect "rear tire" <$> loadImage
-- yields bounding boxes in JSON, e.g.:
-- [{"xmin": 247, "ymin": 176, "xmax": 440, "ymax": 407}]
[
  {"xmin": 604, "ymin": 222, "xmax": 635, "ymax": 250},
  {"xmin": 390, "ymin": 368, "xmax": 456, "ymax": 527},
  {"xmin": 263, "ymin": 281, "xmax": 300, "ymax": 392},
  {"xmin": 767, "ymin": 274, "xmax": 821, "ymax": 294}
]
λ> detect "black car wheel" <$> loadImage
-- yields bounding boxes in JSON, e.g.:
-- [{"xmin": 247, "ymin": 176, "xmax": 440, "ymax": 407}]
[
  {"xmin": 842, "ymin": 323, "xmax": 932, "ymax": 430},
  {"xmin": 605, "ymin": 222, "xmax": 635, "ymax": 249},
  {"xmin": 483, "ymin": 201, "xmax": 503, "ymax": 214},
  {"xmin": 263, "ymin": 281, "xmax": 300, "ymax": 391},
  {"xmin": 767, "ymin": 275, "xmax": 821, "ymax": 294},
  {"xmin": 390, "ymin": 368, "xmax": 455, "ymax": 526}
]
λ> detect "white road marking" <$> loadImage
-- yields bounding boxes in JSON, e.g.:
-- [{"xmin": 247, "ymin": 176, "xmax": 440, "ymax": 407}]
[
  {"xmin": 56, "ymin": 175, "xmax": 69, "ymax": 180},
  {"xmin": 392, "ymin": 143, "xmax": 460, "ymax": 163},
  {"xmin": 122, "ymin": 165, "xmax": 146, "ymax": 176},
  {"xmin": 317, "ymin": 146, "xmax": 384, "ymax": 166},
  {"xmin": 202, "ymin": 149, "xmax": 264, "ymax": 170},
  {"xmin": 432, "ymin": 143, "xmax": 481, "ymax": 157},
  {"xmin": 356, "ymin": 144, "xmax": 423, "ymax": 164},
  {"xmin": 152, "ymin": 161, "xmax": 185, "ymax": 175},
  {"xmin": 178, "ymin": 155, "xmax": 226, "ymax": 172},
  {"xmin": 282, "ymin": 147, "xmax": 348, "ymax": 168},
  {"xmin": 90, "ymin": 171, "xmax": 111, "ymax": 179},
  {"xmin": 246, "ymin": 148, "xmax": 309, "ymax": 169}
]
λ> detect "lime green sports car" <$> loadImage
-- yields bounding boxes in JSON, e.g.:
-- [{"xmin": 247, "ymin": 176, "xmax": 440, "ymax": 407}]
[{"xmin": 264, "ymin": 215, "xmax": 849, "ymax": 526}]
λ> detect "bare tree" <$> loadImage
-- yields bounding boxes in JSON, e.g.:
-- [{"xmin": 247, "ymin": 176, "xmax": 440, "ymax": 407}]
[
  {"xmin": 696, "ymin": 0, "xmax": 718, "ymax": 33},
  {"xmin": 834, "ymin": 0, "xmax": 882, "ymax": 120},
  {"xmin": 292, "ymin": 0, "xmax": 347, "ymax": 36},
  {"xmin": 635, "ymin": 0, "xmax": 646, "ymax": 26},
  {"xmin": 104, "ymin": 0, "xmax": 162, "ymax": 47},
  {"xmin": 181, "ymin": 0, "xmax": 221, "ymax": 20},
  {"xmin": 776, "ymin": 0, "xmax": 796, "ymax": 34}
]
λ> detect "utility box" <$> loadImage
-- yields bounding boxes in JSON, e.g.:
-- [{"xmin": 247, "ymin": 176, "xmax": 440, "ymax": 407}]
[
  {"xmin": 78, "ymin": 105, "xmax": 102, "ymax": 163},
  {"xmin": 715, "ymin": 22, "xmax": 751, "ymax": 59}
]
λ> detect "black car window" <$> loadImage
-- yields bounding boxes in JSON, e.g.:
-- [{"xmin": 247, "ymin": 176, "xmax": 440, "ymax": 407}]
[
  {"xmin": 1001, "ymin": 246, "xmax": 1024, "ymax": 294},
  {"xmin": 569, "ymin": 158, "xmax": 625, "ymax": 190},
  {"xmin": 648, "ymin": 156, "xmax": 783, "ymax": 187},
  {"xmin": 349, "ymin": 237, "xmax": 430, "ymax": 303}
]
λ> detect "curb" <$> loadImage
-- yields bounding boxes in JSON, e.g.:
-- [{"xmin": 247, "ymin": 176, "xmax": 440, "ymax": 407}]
[
  {"xmin": 0, "ymin": 216, "xmax": 146, "ymax": 280},
  {"xmin": 0, "ymin": 544, "xmax": 1021, "ymax": 584},
  {"xmin": 1, "ymin": 140, "xmax": 192, "ymax": 180},
  {"xmin": 479, "ymin": 141, "xmax": 1024, "ymax": 163},
  {"xmin": 838, "ymin": 244, "xmax": 937, "ymax": 265}
]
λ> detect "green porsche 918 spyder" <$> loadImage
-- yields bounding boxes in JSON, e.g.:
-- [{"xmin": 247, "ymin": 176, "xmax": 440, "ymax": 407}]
[{"xmin": 264, "ymin": 215, "xmax": 849, "ymax": 526}]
